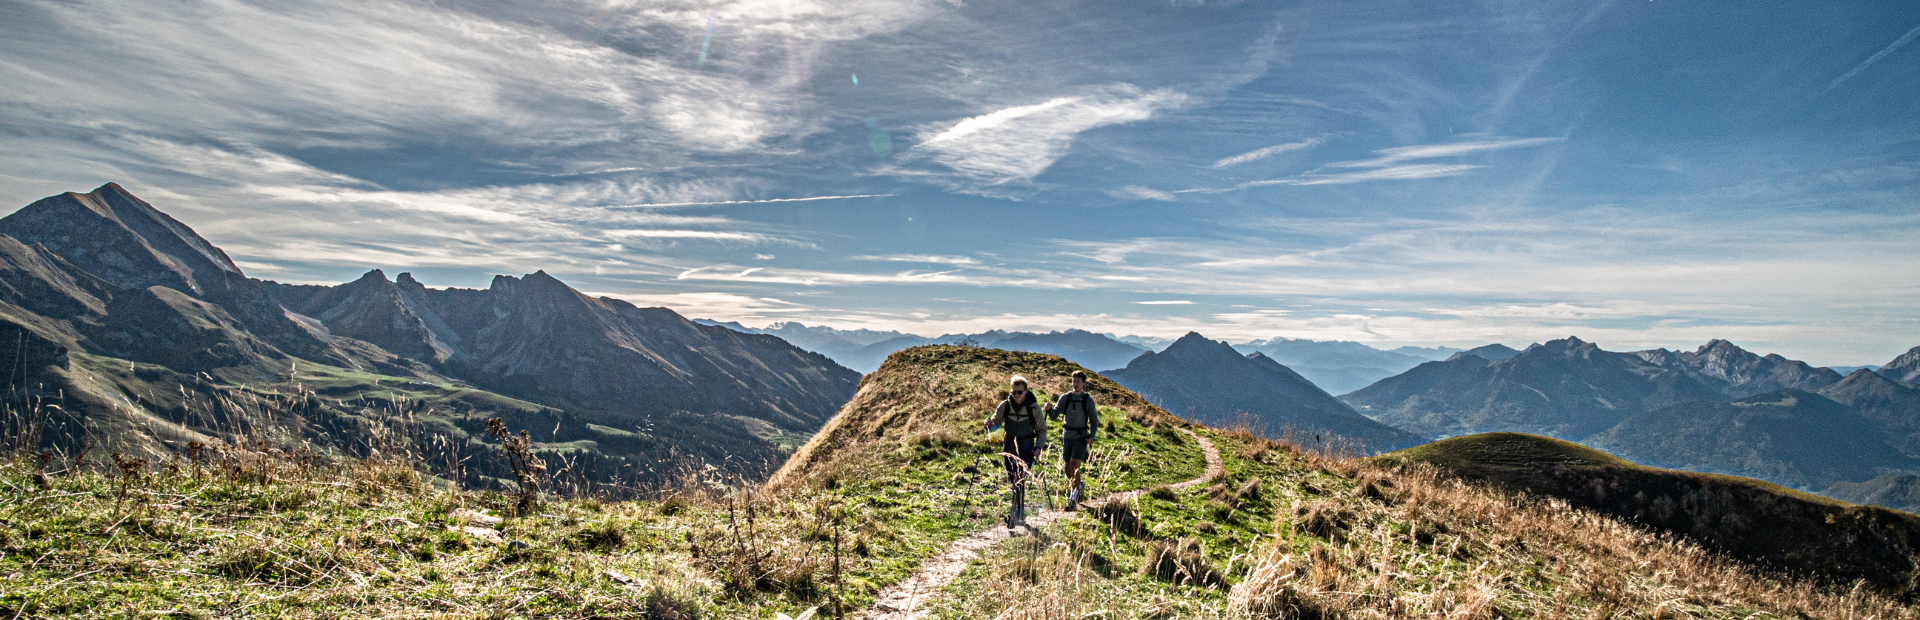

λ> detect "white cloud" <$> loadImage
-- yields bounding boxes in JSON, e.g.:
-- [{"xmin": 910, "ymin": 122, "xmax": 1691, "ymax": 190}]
[
  {"xmin": 1212, "ymin": 136, "xmax": 1329, "ymax": 168},
  {"xmin": 851, "ymin": 254, "xmax": 980, "ymax": 265},
  {"xmin": 603, "ymin": 229, "xmax": 773, "ymax": 241},
  {"xmin": 1330, "ymin": 137, "xmax": 1564, "ymax": 169},
  {"xmin": 1107, "ymin": 185, "xmax": 1177, "ymax": 201},
  {"xmin": 906, "ymin": 85, "xmax": 1188, "ymax": 189},
  {"xmin": 1133, "ymin": 300, "xmax": 1195, "ymax": 305},
  {"xmin": 1252, "ymin": 164, "xmax": 1484, "ymax": 186},
  {"xmin": 923, "ymin": 97, "xmax": 1079, "ymax": 144}
]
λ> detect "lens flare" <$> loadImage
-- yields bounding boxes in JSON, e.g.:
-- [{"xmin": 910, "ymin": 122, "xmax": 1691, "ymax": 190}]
[
  {"xmin": 697, "ymin": 6, "xmax": 716, "ymax": 66},
  {"xmin": 866, "ymin": 117, "xmax": 893, "ymax": 158},
  {"xmin": 851, "ymin": 74, "xmax": 859, "ymax": 86}
]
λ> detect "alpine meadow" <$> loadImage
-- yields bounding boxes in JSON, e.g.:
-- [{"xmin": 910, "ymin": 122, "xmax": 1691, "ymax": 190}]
[{"xmin": 3, "ymin": 0, "xmax": 1919, "ymax": 618}]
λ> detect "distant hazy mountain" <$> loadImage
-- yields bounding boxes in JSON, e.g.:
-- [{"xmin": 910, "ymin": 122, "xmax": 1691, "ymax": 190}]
[
  {"xmin": 1390, "ymin": 345, "xmax": 1465, "ymax": 360},
  {"xmin": 1447, "ymin": 343, "xmax": 1523, "ymax": 361},
  {"xmin": 1826, "ymin": 474, "xmax": 1920, "ymax": 514},
  {"xmin": 1347, "ymin": 337, "xmax": 1725, "ymax": 439},
  {"xmin": 720, "ymin": 321, "xmax": 914, "ymax": 363},
  {"xmin": 1108, "ymin": 333, "xmax": 1177, "ymax": 352},
  {"xmin": 1827, "ymin": 365, "xmax": 1881, "ymax": 376},
  {"xmin": 1633, "ymin": 339, "xmax": 1841, "ymax": 398},
  {"xmin": 1881, "ymin": 346, "xmax": 1920, "ymax": 383},
  {"xmin": 1232, "ymin": 338, "xmax": 1432, "ymax": 395},
  {"xmin": 1344, "ymin": 336, "xmax": 1920, "ymax": 492},
  {"xmin": 1585, "ymin": 390, "xmax": 1920, "ymax": 490},
  {"xmin": 1818, "ymin": 369, "xmax": 1920, "ymax": 455},
  {"xmin": 989, "ymin": 329, "xmax": 1147, "ymax": 371},
  {"xmin": 0, "ymin": 184, "xmax": 860, "ymax": 485},
  {"xmin": 706, "ymin": 325, "xmax": 1150, "ymax": 374},
  {"xmin": 1107, "ymin": 332, "xmax": 1423, "ymax": 452}
]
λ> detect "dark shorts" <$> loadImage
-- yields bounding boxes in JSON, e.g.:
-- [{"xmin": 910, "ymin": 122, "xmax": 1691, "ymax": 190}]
[{"xmin": 1063, "ymin": 436, "xmax": 1090, "ymax": 462}]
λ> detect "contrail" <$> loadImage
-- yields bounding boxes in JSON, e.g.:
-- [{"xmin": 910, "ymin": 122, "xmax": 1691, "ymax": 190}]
[
  {"xmin": 1829, "ymin": 25, "xmax": 1920, "ymax": 91},
  {"xmin": 614, "ymin": 194, "xmax": 894, "ymax": 208}
]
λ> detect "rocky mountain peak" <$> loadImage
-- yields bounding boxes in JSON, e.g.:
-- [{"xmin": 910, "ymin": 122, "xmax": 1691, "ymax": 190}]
[
  {"xmin": 0, "ymin": 183, "xmax": 243, "ymax": 294},
  {"xmin": 1160, "ymin": 331, "xmax": 1235, "ymax": 358},
  {"xmin": 1448, "ymin": 343, "xmax": 1522, "ymax": 361},
  {"xmin": 1881, "ymin": 346, "xmax": 1920, "ymax": 383},
  {"xmin": 393, "ymin": 272, "xmax": 426, "ymax": 292},
  {"xmin": 1529, "ymin": 337, "xmax": 1598, "ymax": 358},
  {"xmin": 352, "ymin": 268, "xmax": 391, "ymax": 284}
]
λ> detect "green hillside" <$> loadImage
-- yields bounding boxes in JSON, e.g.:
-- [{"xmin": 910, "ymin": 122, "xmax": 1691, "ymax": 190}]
[
  {"xmin": 5, "ymin": 347, "xmax": 1917, "ymax": 618},
  {"xmin": 1380, "ymin": 432, "xmax": 1920, "ymax": 594}
]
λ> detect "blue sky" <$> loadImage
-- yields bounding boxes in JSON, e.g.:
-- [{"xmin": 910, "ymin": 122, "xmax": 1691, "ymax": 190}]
[{"xmin": 1, "ymin": 0, "xmax": 1916, "ymax": 364}]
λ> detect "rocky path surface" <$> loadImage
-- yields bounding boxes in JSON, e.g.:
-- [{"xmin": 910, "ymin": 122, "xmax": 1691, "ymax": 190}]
[{"xmin": 854, "ymin": 428, "xmax": 1224, "ymax": 620}]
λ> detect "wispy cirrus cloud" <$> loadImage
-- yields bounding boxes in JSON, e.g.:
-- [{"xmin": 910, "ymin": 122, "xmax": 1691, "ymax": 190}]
[
  {"xmin": 1329, "ymin": 137, "xmax": 1564, "ymax": 169},
  {"xmin": 901, "ymin": 85, "xmax": 1188, "ymax": 191},
  {"xmin": 1212, "ymin": 136, "xmax": 1330, "ymax": 168},
  {"xmin": 1181, "ymin": 137, "xmax": 1563, "ymax": 192},
  {"xmin": 1106, "ymin": 185, "xmax": 1177, "ymax": 201},
  {"xmin": 1246, "ymin": 164, "xmax": 1485, "ymax": 187}
]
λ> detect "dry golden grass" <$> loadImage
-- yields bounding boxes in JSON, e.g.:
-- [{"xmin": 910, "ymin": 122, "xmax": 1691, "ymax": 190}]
[{"xmin": 938, "ymin": 431, "xmax": 1920, "ymax": 620}]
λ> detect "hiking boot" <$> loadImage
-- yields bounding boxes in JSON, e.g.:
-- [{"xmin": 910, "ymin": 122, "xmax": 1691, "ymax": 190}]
[{"xmin": 1068, "ymin": 484, "xmax": 1083, "ymax": 510}]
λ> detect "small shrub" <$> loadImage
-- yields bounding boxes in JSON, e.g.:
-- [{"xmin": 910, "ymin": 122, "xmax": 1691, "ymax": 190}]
[
  {"xmin": 1351, "ymin": 471, "xmax": 1395, "ymax": 503},
  {"xmin": 1148, "ymin": 485, "xmax": 1176, "ymax": 501},
  {"xmin": 1236, "ymin": 477, "xmax": 1263, "ymax": 502},
  {"xmin": 564, "ymin": 522, "xmax": 627, "ymax": 551},
  {"xmin": 1095, "ymin": 501, "xmax": 1148, "ymax": 537},
  {"xmin": 1292, "ymin": 500, "xmax": 1352, "ymax": 541},
  {"xmin": 1141, "ymin": 538, "xmax": 1226, "ymax": 588}
]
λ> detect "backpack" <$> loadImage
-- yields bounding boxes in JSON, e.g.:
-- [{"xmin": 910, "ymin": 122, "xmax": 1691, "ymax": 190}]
[
  {"xmin": 1058, "ymin": 392, "xmax": 1094, "ymax": 431},
  {"xmin": 1002, "ymin": 398, "xmax": 1038, "ymax": 438}
]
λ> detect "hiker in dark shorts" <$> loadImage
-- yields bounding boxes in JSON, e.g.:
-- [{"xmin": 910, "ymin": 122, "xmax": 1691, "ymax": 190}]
[
  {"xmin": 985, "ymin": 375, "xmax": 1046, "ymax": 527},
  {"xmin": 1046, "ymin": 370, "xmax": 1100, "ymax": 511}
]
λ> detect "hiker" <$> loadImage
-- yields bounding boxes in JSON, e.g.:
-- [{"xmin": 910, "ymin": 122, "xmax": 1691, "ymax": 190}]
[
  {"xmin": 1046, "ymin": 370, "xmax": 1100, "ymax": 511},
  {"xmin": 985, "ymin": 375, "xmax": 1046, "ymax": 527}
]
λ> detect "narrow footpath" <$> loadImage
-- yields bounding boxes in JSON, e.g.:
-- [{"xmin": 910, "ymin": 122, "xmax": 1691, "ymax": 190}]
[{"xmin": 854, "ymin": 428, "xmax": 1225, "ymax": 620}]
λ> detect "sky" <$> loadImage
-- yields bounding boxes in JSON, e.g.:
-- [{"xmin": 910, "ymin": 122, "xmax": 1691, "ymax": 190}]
[{"xmin": 1, "ymin": 0, "xmax": 1916, "ymax": 365}]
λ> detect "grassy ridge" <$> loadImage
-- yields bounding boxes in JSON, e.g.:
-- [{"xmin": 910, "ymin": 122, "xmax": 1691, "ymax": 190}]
[
  {"xmin": 928, "ymin": 430, "xmax": 1920, "ymax": 619},
  {"xmin": 1378, "ymin": 432, "xmax": 1920, "ymax": 597},
  {"xmin": 5, "ymin": 346, "xmax": 1920, "ymax": 618},
  {"xmin": 1, "ymin": 345, "xmax": 1212, "ymax": 618}
]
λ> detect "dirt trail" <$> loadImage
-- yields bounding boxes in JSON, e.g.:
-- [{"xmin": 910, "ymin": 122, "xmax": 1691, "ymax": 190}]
[{"xmin": 855, "ymin": 428, "xmax": 1224, "ymax": 620}]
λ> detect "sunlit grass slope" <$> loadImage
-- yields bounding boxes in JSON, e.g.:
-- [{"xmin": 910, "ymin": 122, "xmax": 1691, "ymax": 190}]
[
  {"xmin": 5, "ymin": 346, "xmax": 1919, "ymax": 619},
  {"xmin": 1376, "ymin": 432, "xmax": 1920, "ymax": 597},
  {"xmin": 1, "ymin": 345, "xmax": 1212, "ymax": 618}
]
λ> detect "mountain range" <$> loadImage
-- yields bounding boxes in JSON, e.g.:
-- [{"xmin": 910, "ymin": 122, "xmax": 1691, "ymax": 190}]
[
  {"xmin": 699, "ymin": 322, "xmax": 1153, "ymax": 373},
  {"xmin": 0, "ymin": 184, "xmax": 859, "ymax": 485},
  {"xmin": 712, "ymin": 320, "xmax": 1476, "ymax": 396},
  {"xmin": 1232, "ymin": 338, "xmax": 1458, "ymax": 395},
  {"xmin": 1344, "ymin": 336, "xmax": 1920, "ymax": 491},
  {"xmin": 1106, "ymin": 332, "xmax": 1424, "ymax": 452}
]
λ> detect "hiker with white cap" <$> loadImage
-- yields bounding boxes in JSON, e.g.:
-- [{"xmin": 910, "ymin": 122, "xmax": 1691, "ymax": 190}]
[{"xmin": 985, "ymin": 375, "xmax": 1046, "ymax": 528}]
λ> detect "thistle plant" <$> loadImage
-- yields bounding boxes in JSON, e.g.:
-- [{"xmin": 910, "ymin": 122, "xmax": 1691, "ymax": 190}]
[{"xmin": 486, "ymin": 417, "xmax": 547, "ymax": 513}]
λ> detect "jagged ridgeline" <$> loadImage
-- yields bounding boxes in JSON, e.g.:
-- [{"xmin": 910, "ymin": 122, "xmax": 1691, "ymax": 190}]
[{"xmin": 0, "ymin": 184, "xmax": 859, "ymax": 489}]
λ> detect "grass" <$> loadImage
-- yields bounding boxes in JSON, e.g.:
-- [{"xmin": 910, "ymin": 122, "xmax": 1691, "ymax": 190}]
[
  {"xmin": 5, "ymin": 345, "xmax": 1920, "ymax": 619},
  {"xmin": 925, "ymin": 427, "xmax": 1920, "ymax": 619},
  {"xmin": 1378, "ymin": 432, "xmax": 1920, "ymax": 595},
  {"xmin": 0, "ymin": 345, "xmax": 1215, "ymax": 618}
]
